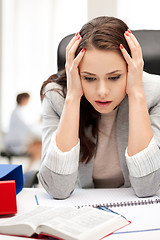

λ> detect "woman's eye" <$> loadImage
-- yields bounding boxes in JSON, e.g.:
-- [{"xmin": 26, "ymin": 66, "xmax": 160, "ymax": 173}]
[
  {"xmin": 108, "ymin": 75, "xmax": 121, "ymax": 81},
  {"xmin": 83, "ymin": 76, "xmax": 96, "ymax": 81}
]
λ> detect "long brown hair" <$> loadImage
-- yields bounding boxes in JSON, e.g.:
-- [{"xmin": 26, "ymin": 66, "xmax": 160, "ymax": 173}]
[{"xmin": 40, "ymin": 16, "xmax": 130, "ymax": 163}]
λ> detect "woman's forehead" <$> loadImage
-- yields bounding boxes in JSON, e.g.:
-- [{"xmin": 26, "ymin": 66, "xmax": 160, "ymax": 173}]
[{"xmin": 79, "ymin": 49, "xmax": 127, "ymax": 74}]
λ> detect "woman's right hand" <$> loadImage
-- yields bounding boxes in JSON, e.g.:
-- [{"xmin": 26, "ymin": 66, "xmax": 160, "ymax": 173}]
[{"xmin": 65, "ymin": 33, "xmax": 85, "ymax": 99}]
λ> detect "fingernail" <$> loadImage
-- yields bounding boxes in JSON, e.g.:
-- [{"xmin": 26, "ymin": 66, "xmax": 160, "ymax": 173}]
[
  {"xmin": 81, "ymin": 48, "xmax": 85, "ymax": 53},
  {"xmin": 75, "ymin": 32, "xmax": 79, "ymax": 37},
  {"xmin": 128, "ymin": 29, "xmax": 132, "ymax": 34},
  {"xmin": 77, "ymin": 36, "xmax": 80, "ymax": 40},
  {"xmin": 125, "ymin": 31, "xmax": 129, "ymax": 36},
  {"xmin": 120, "ymin": 44, "xmax": 124, "ymax": 49}
]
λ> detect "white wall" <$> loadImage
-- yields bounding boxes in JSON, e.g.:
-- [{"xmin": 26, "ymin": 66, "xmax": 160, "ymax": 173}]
[
  {"xmin": 117, "ymin": 0, "xmax": 160, "ymax": 30},
  {"xmin": 0, "ymin": 0, "xmax": 87, "ymax": 132},
  {"xmin": 87, "ymin": 0, "xmax": 117, "ymax": 20}
]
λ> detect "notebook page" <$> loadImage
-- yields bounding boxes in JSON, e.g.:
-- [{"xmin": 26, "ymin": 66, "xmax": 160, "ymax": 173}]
[
  {"xmin": 36, "ymin": 188, "xmax": 160, "ymax": 208},
  {"xmin": 111, "ymin": 203, "xmax": 160, "ymax": 233},
  {"xmin": 108, "ymin": 228, "xmax": 160, "ymax": 240}
]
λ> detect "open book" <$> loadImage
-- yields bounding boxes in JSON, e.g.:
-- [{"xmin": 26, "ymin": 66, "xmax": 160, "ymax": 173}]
[{"xmin": 0, "ymin": 206, "xmax": 130, "ymax": 240}]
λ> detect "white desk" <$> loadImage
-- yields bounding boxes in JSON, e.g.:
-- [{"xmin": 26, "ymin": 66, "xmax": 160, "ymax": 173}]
[{"xmin": 0, "ymin": 188, "xmax": 160, "ymax": 240}]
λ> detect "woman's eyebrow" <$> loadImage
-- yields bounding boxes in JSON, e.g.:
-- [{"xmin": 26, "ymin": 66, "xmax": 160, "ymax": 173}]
[
  {"xmin": 106, "ymin": 70, "xmax": 122, "ymax": 75},
  {"xmin": 80, "ymin": 71, "xmax": 96, "ymax": 75},
  {"xmin": 80, "ymin": 70, "xmax": 122, "ymax": 75}
]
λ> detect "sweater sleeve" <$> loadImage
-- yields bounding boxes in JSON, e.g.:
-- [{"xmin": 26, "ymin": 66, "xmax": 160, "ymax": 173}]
[
  {"xmin": 125, "ymin": 73, "xmax": 160, "ymax": 198},
  {"xmin": 39, "ymin": 84, "xmax": 80, "ymax": 198},
  {"xmin": 42, "ymin": 130, "xmax": 80, "ymax": 175},
  {"xmin": 125, "ymin": 137, "xmax": 160, "ymax": 177}
]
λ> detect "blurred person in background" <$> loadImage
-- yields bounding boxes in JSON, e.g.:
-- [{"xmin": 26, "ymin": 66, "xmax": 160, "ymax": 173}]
[{"xmin": 5, "ymin": 92, "xmax": 42, "ymax": 171}]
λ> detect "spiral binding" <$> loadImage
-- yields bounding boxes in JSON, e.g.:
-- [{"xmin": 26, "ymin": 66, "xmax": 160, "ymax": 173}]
[
  {"xmin": 77, "ymin": 198, "xmax": 160, "ymax": 208},
  {"xmin": 90, "ymin": 198, "xmax": 160, "ymax": 208}
]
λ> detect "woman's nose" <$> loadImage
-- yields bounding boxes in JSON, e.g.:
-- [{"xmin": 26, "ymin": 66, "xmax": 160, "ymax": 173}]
[{"xmin": 97, "ymin": 81, "xmax": 110, "ymax": 98}]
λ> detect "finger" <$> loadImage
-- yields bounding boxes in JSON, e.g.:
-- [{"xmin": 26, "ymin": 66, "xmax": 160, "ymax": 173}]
[
  {"xmin": 120, "ymin": 44, "xmax": 132, "ymax": 65},
  {"xmin": 71, "ymin": 48, "xmax": 85, "ymax": 69},
  {"xmin": 124, "ymin": 31, "xmax": 143, "ymax": 60},
  {"xmin": 129, "ymin": 31, "xmax": 143, "ymax": 60},
  {"xmin": 67, "ymin": 36, "xmax": 82, "ymax": 67},
  {"xmin": 66, "ymin": 33, "xmax": 79, "ymax": 53},
  {"xmin": 66, "ymin": 33, "xmax": 79, "ymax": 65},
  {"xmin": 128, "ymin": 30, "xmax": 141, "ymax": 47}
]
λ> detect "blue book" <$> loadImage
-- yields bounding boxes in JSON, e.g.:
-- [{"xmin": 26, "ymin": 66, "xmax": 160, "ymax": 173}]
[{"xmin": 0, "ymin": 164, "xmax": 23, "ymax": 194}]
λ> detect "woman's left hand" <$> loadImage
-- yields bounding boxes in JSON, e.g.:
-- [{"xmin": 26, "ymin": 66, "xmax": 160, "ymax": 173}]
[{"xmin": 120, "ymin": 30, "xmax": 144, "ymax": 97}]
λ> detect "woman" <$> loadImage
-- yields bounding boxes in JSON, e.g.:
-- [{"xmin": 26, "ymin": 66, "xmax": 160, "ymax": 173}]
[{"xmin": 39, "ymin": 16, "xmax": 160, "ymax": 199}]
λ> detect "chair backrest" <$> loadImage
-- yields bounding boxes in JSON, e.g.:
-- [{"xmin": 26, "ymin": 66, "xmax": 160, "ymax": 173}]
[
  {"xmin": 57, "ymin": 34, "xmax": 74, "ymax": 71},
  {"xmin": 132, "ymin": 30, "xmax": 160, "ymax": 75},
  {"xmin": 57, "ymin": 30, "xmax": 160, "ymax": 75}
]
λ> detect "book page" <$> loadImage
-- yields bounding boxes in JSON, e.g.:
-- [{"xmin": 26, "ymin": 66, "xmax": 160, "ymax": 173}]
[
  {"xmin": 0, "ymin": 206, "xmax": 54, "ymax": 236},
  {"xmin": 36, "ymin": 187, "xmax": 160, "ymax": 208},
  {"xmin": 36, "ymin": 206, "xmax": 128, "ymax": 240},
  {"xmin": 0, "ymin": 206, "xmax": 128, "ymax": 240}
]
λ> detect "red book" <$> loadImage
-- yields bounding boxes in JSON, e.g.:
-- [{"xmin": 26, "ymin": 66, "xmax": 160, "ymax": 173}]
[{"xmin": 0, "ymin": 180, "xmax": 17, "ymax": 215}]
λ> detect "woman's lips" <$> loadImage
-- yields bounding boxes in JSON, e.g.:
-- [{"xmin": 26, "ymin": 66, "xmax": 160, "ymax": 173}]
[{"xmin": 95, "ymin": 100, "xmax": 112, "ymax": 107}]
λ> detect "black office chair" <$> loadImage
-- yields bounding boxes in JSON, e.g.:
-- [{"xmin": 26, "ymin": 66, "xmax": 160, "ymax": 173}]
[
  {"xmin": 57, "ymin": 31, "xmax": 160, "ymax": 75},
  {"xmin": 57, "ymin": 34, "xmax": 74, "ymax": 71},
  {"xmin": 133, "ymin": 30, "xmax": 160, "ymax": 75}
]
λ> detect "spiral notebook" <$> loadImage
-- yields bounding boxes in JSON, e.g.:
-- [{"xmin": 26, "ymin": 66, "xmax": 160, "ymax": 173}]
[{"xmin": 36, "ymin": 187, "xmax": 160, "ymax": 208}]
